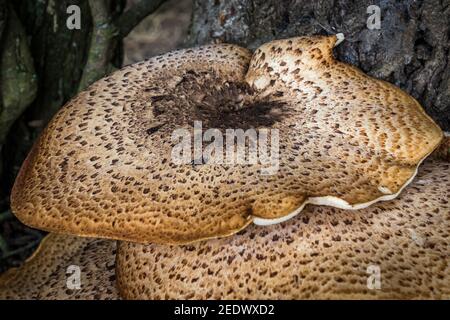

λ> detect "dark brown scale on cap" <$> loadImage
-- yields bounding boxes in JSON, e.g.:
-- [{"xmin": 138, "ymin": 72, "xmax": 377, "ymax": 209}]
[
  {"xmin": 10, "ymin": 37, "xmax": 442, "ymax": 244},
  {"xmin": 116, "ymin": 160, "xmax": 450, "ymax": 299}
]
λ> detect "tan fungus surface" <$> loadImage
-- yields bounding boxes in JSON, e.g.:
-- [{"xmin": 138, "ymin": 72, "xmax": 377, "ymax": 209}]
[
  {"xmin": 11, "ymin": 36, "xmax": 442, "ymax": 244},
  {"xmin": 0, "ymin": 234, "xmax": 118, "ymax": 300},
  {"xmin": 116, "ymin": 160, "xmax": 449, "ymax": 299}
]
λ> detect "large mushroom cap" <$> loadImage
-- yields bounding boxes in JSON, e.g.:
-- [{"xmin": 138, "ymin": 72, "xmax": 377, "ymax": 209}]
[
  {"xmin": 11, "ymin": 36, "xmax": 442, "ymax": 244},
  {"xmin": 116, "ymin": 159, "xmax": 450, "ymax": 299},
  {"xmin": 246, "ymin": 34, "xmax": 442, "ymax": 222},
  {"xmin": 0, "ymin": 234, "xmax": 118, "ymax": 300}
]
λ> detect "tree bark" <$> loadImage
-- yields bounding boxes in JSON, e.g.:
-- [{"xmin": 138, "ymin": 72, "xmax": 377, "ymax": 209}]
[
  {"xmin": 189, "ymin": 0, "xmax": 450, "ymax": 131},
  {"xmin": 0, "ymin": 0, "xmax": 123, "ymax": 197},
  {"xmin": 0, "ymin": 0, "xmax": 6, "ymax": 44},
  {"xmin": 0, "ymin": 0, "xmax": 169, "ymax": 198},
  {"xmin": 0, "ymin": 0, "xmax": 167, "ymax": 271}
]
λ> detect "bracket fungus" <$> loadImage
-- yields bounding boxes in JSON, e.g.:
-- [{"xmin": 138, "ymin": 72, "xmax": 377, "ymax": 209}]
[
  {"xmin": 0, "ymin": 234, "xmax": 118, "ymax": 300},
  {"xmin": 116, "ymin": 159, "xmax": 450, "ymax": 299},
  {"xmin": 1, "ymin": 34, "xmax": 449, "ymax": 300},
  {"xmin": 9, "ymin": 34, "xmax": 443, "ymax": 245}
]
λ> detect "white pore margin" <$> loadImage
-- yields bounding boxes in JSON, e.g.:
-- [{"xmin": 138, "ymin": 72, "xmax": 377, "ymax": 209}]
[{"xmin": 253, "ymin": 156, "xmax": 426, "ymax": 226}]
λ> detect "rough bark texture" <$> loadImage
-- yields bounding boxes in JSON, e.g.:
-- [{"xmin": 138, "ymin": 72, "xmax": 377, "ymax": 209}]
[
  {"xmin": 0, "ymin": 5, "xmax": 37, "ymax": 146},
  {"xmin": 0, "ymin": 1, "xmax": 6, "ymax": 43},
  {"xmin": 189, "ymin": 0, "xmax": 450, "ymax": 131},
  {"xmin": 0, "ymin": 0, "xmax": 124, "ymax": 272},
  {"xmin": 2, "ymin": 0, "xmax": 124, "ymax": 194},
  {"xmin": 0, "ymin": 0, "xmax": 169, "ymax": 272}
]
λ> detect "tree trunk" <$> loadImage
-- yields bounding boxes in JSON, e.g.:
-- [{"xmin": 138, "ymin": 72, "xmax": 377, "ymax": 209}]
[
  {"xmin": 0, "ymin": 0, "xmax": 168, "ymax": 199},
  {"xmin": 189, "ymin": 0, "xmax": 450, "ymax": 131},
  {"xmin": 0, "ymin": 0, "xmax": 125, "ymax": 195},
  {"xmin": 0, "ymin": 0, "xmax": 166, "ymax": 271}
]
